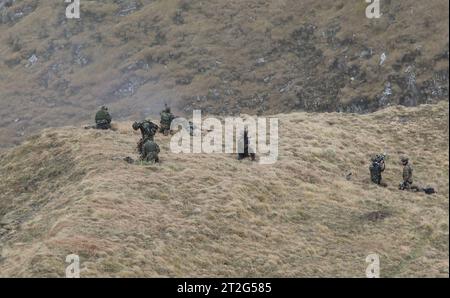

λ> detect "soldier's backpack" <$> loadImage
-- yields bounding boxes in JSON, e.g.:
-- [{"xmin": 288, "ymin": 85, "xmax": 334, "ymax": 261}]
[{"xmin": 423, "ymin": 187, "xmax": 436, "ymax": 195}]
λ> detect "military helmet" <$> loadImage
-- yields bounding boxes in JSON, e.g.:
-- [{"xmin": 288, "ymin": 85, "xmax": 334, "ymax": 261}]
[
  {"xmin": 401, "ymin": 156, "xmax": 409, "ymax": 163},
  {"xmin": 101, "ymin": 105, "xmax": 108, "ymax": 111},
  {"xmin": 371, "ymin": 154, "xmax": 382, "ymax": 162},
  {"xmin": 132, "ymin": 121, "xmax": 140, "ymax": 130}
]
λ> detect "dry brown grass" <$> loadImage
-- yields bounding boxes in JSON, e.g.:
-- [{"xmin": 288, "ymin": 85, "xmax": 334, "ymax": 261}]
[{"xmin": 0, "ymin": 102, "xmax": 448, "ymax": 277}]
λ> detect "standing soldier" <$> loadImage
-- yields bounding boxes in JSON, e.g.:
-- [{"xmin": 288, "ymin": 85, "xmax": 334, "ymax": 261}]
[
  {"xmin": 399, "ymin": 157, "xmax": 421, "ymax": 192},
  {"xmin": 369, "ymin": 154, "xmax": 387, "ymax": 187},
  {"xmin": 159, "ymin": 104, "xmax": 175, "ymax": 136}
]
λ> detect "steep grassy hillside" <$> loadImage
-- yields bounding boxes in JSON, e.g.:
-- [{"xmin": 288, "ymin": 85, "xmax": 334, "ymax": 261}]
[
  {"xmin": 0, "ymin": 102, "xmax": 448, "ymax": 277},
  {"xmin": 0, "ymin": 0, "xmax": 449, "ymax": 148}
]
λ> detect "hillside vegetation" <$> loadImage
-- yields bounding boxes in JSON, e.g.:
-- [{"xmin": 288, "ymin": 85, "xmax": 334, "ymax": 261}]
[
  {"xmin": 0, "ymin": 102, "xmax": 448, "ymax": 277},
  {"xmin": 0, "ymin": 0, "xmax": 449, "ymax": 147}
]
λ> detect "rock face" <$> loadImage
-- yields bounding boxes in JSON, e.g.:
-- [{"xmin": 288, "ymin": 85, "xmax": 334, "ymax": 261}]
[{"xmin": 0, "ymin": 0, "xmax": 449, "ymax": 147}]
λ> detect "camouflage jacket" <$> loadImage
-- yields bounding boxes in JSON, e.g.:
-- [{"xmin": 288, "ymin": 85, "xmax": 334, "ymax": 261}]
[
  {"xmin": 160, "ymin": 112, "xmax": 175, "ymax": 127},
  {"xmin": 369, "ymin": 161, "xmax": 384, "ymax": 184},
  {"xmin": 140, "ymin": 121, "xmax": 158, "ymax": 140},
  {"xmin": 95, "ymin": 109, "xmax": 112, "ymax": 124},
  {"xmin": 145, "ymin": 141, "xmax": 160, "ymax": 154},
  {"xmin": 403, "ymin": 164, "xmax": 413, "ymax": 184}
]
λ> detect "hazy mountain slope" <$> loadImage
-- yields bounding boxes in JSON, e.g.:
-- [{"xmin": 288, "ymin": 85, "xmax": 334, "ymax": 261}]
[
  {"xmin": 0, "ymin": 102, "xmax": 448, "ymax": 277},
  {"xmin": 0, "ymin": 0, "xmax": 449, "ymax": 148}
]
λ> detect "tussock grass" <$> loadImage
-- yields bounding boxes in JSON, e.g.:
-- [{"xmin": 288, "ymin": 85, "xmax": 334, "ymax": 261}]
[{"xmin": 0, "ymin": 102, "xmax": 448, "ymax": 277}]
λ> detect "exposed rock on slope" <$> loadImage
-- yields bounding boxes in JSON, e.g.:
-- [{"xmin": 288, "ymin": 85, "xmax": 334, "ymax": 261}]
[{"xmin": 0, "ymin": 0, "xmax": 448, "ymax": 147}]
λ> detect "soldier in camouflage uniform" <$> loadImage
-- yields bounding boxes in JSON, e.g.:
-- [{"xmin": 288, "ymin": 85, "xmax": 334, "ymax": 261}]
[
  {"xmin": 159, "ymin": 105, "xmax": 175, "ymax": 136},
  {"xmin": 399, "ymin": 157, "xmax": 421, "ymax": 191},
  {"xmin": 398, "ymin": 157, "xmax": 436, "ymax": 194},
  {"xmin": 369, "ymin": 154, "xmax": 387, "ymax": 187},
  {"xmin": 141, "ymin": 139, "xmax": 160, "ymax": 163},
  {"xmin": 132, "ymin": 120, "xmax": 159, "ymax": 155},
  {"xmin": 94, "ymin": 106, "xmax": 112, "ymax": 130}
]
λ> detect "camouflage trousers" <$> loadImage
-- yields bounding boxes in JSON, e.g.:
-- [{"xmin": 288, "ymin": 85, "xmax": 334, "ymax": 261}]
[
  {"xmin": 140, "ymin": 139, "xmax": 160, "ymax": 163},
  {"xmin": 399, "ymin": 181, "xmax": 421, "ymax": 192},
  {"xmin": 371, "ymin": 176, "xmax": 387, "ymax": 187},
  {"xmin": 159, "ymin": 124, "xmax": 171, "ymax": 136},
  {"xmin": 143, "ymin": 151, "xmax": 159, "ymax": 163},
  {"xmin": 96, "ymin": 121, "xmax": 111, "ymax": 130},
  {"xmin": 137, "ymin": 137, "xmax": 154, "ymax": 155}
]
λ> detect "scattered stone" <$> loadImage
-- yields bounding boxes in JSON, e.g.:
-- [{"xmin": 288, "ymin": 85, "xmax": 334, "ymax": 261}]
[
  {"xmin": 25, "ymin": 54, "xmax": 38, "ymax": 68},
  {"xmin": 379, "ymin": 52, "xmax": 387, "ymax": 66},
  {"xmin": 176, "ymin": 77, "xmax": 192, "ymax": 85},
  {"xmin": 256, "ymin": 57, "xmax": 265, "ymax": 65},
  {"xmin": 116, "ymin": 0, "xmax": 142, "ymax": 16},
  {"xmin": 360, "ymin": 48, "xmax": 373, "ymax": 59},
  {"xmin": 378, "ymin": 82, "xmax": 393, "ymax": 107},
  {"xmin": 346, "ymin": 172, "xmax": 353, "ymax": 181},
  {"xmin": 72, "ymin": 45, "xmax": 90, "ymax": 67}
]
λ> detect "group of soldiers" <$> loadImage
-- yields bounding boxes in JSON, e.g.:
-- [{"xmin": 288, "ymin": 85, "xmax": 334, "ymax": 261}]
[
  {"xmin": 369, "ymin": 154, "xmax": 435, "ymax": 194},
  {"xmin": 131, "ymin": 105, "xmax": 175, "ymax": 163},
  {"xmin": 88, "ymin": 105, "xmax": 435, "ymax": 194},
  {"xmin": 88, "ymin": 104, "xmax": 174, "ymax": 163},
  {"xmin": 89, "ymin": 104, "xmax": 257, "ymax": 164}
]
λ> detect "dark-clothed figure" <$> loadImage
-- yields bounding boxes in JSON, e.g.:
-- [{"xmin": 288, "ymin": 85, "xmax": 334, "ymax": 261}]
[
  {"xmin": 238, "ymin": 128, "xmax": 256, "ymax": 161},
  {"xmin": 399, "ymin": 157, "xmax": 436, "ymax": 194},
  {"xmin": 159, "ymin": 105, "xmax": 175, "ymax": 135},
  {"xmin": 369, "ymin": 154, "xmax": 387, "ymax": 187},
  {"xmin": 133, "ymin": 120, "xmax": 159, "ymax": 155},
  {"xmin": 95, "ymin": 106, "xmax": 112, "ymax": 130}
]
